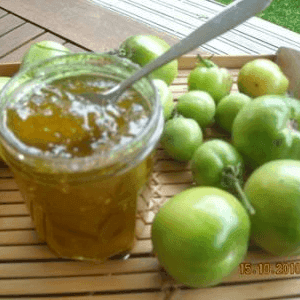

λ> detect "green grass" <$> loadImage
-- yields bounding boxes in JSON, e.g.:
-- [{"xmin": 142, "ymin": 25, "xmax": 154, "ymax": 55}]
[{"xmin": 214, "ymin": 0, "xmax": 300, "ymax": 34}]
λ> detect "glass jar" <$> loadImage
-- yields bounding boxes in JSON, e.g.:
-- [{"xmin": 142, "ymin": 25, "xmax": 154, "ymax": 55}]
[{"xmin": 0, "ymin": 53, "xmax": 163, "ymax": 261}]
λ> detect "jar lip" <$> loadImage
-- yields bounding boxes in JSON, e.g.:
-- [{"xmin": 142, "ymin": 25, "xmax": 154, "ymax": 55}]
[{"xmin": 0, "ymin": 52, "xmax": 164, "ymax": 174}]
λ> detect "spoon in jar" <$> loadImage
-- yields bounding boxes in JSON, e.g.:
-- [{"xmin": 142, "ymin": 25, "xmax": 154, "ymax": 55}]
[{"xmin": 87, "ymin": 0, "xmax": 273, "ymax": 104}]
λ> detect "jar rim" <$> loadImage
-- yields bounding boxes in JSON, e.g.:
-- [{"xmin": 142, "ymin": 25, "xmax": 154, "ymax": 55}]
[{"xmin": 0, "ymin": 52, "xmax": 164, "ymax": 175}]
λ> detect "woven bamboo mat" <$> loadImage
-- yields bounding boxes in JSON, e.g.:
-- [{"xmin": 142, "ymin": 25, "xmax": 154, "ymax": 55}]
[{"xmin": 1, "ymin": 54, "xmax": 300, "ymax": 299}]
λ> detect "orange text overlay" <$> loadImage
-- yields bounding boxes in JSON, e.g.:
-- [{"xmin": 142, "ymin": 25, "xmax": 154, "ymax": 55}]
[{"xmin": 239, "ymin": 262, "xmax": 300, "ymax": 275}]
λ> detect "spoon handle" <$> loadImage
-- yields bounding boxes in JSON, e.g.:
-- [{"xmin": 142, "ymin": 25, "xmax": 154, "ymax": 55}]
[{"xmin": 116, "ymin": 0, "xmax": 272, "ymax": 92}]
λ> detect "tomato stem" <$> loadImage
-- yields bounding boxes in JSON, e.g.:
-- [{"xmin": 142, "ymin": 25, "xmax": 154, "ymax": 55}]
[
  {"xmin": 196, "ymin": 54, "xmax": 216, "ymax": 68},
  {"xmin": 221, "ymin": 164, "xmax": 256, "ymax": 216}
]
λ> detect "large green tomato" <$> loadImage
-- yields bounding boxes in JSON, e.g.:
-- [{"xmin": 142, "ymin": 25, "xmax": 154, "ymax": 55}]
[
  {"xmin": 238, "ymin": 59, "xmax": 289, "ymax": 98},
  {"xmin": 232, "ymin": 95, "xmax": 300, "ymax": 169},
  {"xmin": 151, "ymin": 187, "xmax": 250, "ymax": 288},
  {"xmin": 20, "ymin": 40, "xmax": 71, "ymax": 70},
  {"xmin": 120, "ymin": 35, "xmax": 178, "ymax": 85},
  {"xmin": 244, "ymin": 160, "xmax": 300, "ymax": 256},
  {"xmin": 188, "ymin": 58, "xmax": 233, "ymax": 104}
]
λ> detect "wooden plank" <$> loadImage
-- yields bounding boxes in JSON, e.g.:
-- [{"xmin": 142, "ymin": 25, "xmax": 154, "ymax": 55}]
[
  {"xmin": 63, "ymin": 42, "xmax": 88, "ymax": 53},
  {"xmin": 0, "ymin": 257, "xmax": 159, "ymax": 278},
  {"xmin": 179, "ymin": 278, "xmax": 300, "ymax": 300},
  {"xmin": 0, "ymin": 230, "xmax": 43, "ymax": 245},
  {"xmin": 0, "ymin": 62, "xmax": 19, "ymax": 76},
  {"xmin": 0, "ymin": 14, "xmax": 25, "ymax": 36},
  {"xmin": 0, "ymin": 0, "xmax": 183, "ymax": 53},
  {"xmin": 0, "ymin": 179, "xmax": 19, "ymax": 190},
  {"xmin": 91, "ymin": 0, "xmax": 246, "ymax": 55},
  {"xmin": 0, "ymin": 216, "xmax": 34, "ymax": 230},
  {"xmin": 0, "ymin": 32, "xmax": 67, "ymax": 63},
  {"xmin": 0, "ymin": 167, "xmax": 13, "ymax": 178},
  {"xmin": 0, "ymin": 273, "xmax": 162, "ymax": 296},
  {"xmin": 0, "ymin": 8, "xmax": 8, "ymax": 18},
  {"xmin": 0, "ymin": 245, "xmax": 58, "ymax": 260},
  {"xmin": 0, "ymin": 204, "xmax": 29, "ymax": 216},
  {"xmin": 0, "ymin": 191, "xmax": 23, "ymax": 204},
  {"xmin": 0, "ymin": 229, "xmax": 152, "ymax": 253},
  {"xmin": 0, "ymin": 22, "xmax": 44, "ymax": 58},
  {"xmin": 15, "ymin": 294, "xmax": 165, "ymax": 300},
  {"xmin": 88, "ymin": 0, "xmax": 300, "ymax": 54}
]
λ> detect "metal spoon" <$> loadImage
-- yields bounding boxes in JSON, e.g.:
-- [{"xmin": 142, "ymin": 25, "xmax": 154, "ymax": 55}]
[{"xmin": 88, "ymin": 0, "xmax": 273, "ymax": 104}]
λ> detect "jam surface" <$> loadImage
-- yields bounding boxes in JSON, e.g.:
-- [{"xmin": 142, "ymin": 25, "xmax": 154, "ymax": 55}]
[{"xmin": 6, "ymin": 75, "xmax": 150, "ymax": 158}]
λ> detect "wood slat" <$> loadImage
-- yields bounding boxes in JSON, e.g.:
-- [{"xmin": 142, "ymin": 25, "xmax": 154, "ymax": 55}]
[
  {"xmin": 154, "ymin": 160, "xmax": 191, "ymax": 172},
  {"xmin": 0, "ymin": 9, "xmax": 8, "ymax": 18},
  {"xmin": 0, "ymin": 241, "xmax": 152, "ymax": 261},
  {"xmin": 179, "ymin": 278, "xmax": 300, "ymax": 300},
  {"xmin": 0, "ymin": 257, "xmax": 159, "ymax": 278},
  {"xmin": 0, "ymin": 229, "xmax": 152, "ymax": 253},
  {"xmin": 0, "ymin": 216, "xmax": 34, "ymax": 230},
  {"xmin": 0, "ymin": 179, "xmax": 19, "ymax": 190},
  {"xmin": 0, "ymin": 230, "xmax": 43, "ymax": 245},
  {"xmin": 0, "ymin": 13, "xmax": 25, "ymax": 36},
  {"xmin": 0, "ymin": 191, "xmax": 23, "ymax": 204},
  {"xmin": 0, "ymin": 0, "xmax": 182, "ymax": 53},
  {"xmin": 15, "ymin": 293, "xmax": 165, "ymax": 300},
  {"xmin": 88, "ymin": 0, "xmax": 300, "ymax": 55},
  {"xmin": 0, "ymin": 273, "xmax": 163, "ymax": 296},
  {"xmin": 0, "ymin": 204, "xmax": 29, "ymax": 216},
  {"xmin": 0, "ymin": 31, "xmax": 66, "ymax": 63},
  {"xmin": 0, "ymin": 22, "xmax": 44, "ymax": 58},
  {"xmin": 63, "ymin": 42, "xmax": 91, "ymax": 53},
  {"xmin": 0, "ymin": 167, "xmax": 13, "ymax": 178}
]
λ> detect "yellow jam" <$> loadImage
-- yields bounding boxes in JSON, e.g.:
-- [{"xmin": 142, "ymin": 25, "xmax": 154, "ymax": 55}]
[{"xmin": 3, "ymin": 74, "xmax": 153, "ymax": 261}]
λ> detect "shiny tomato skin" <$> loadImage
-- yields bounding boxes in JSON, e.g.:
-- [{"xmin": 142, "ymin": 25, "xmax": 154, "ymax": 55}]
[
  {"xmin": 151, "ymin": 186, "xmax": 250, "ymax": 288},
  {"xmin": 244, "ymin": 159, "xmax": 300, "ymax": 256},
  {"xmin": 188, "ymin": 66, "xmax": 233, "ymax": 104},
  {"xmin": 120, "ymin": 35, "xmax": 178, "ymax": 85},
  {"xmin": 238, "ymin": 59, "xmax": 289, "ymax": 98}
]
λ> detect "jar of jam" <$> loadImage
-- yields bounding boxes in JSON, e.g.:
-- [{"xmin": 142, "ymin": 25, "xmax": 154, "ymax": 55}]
[{"xmin": 0, "ymin": 53, "xmax": 164, "ymax": 261}]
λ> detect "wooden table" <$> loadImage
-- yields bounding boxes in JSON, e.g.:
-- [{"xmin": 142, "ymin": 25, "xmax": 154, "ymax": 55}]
[{"xmin": 1, "ymin": 2, "xmax": 300, "ymax": 299}]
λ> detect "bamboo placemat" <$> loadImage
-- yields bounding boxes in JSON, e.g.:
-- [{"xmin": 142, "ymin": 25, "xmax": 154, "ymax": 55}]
[{"xmin": 1, "ymin": 55, "xmax": 300, "ymax": 299}]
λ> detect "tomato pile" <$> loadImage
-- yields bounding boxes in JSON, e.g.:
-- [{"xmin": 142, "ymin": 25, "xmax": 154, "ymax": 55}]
[{"xmin": 119, "ymin": 36, "xmax": 300, "ymax": 289}]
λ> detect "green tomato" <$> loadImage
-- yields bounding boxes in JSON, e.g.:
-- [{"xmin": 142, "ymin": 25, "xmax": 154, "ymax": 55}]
[
  {"xmin": 238, "ymin": 59, "xmax": 289, "ymax": 98},
  {"xmin": 160, "ymin": 116, "xmax": 203, "ymax": 161},
  {"xmin": 191, "ymin": 139, "xmax": 244, "ymax": 190},
  {"xmin": 0, "ymin": 77, "xmax": 11, "ymax": 91},
  {"xmin": 188, "ymin": 59, "xmax": 233, "ymax": 104},
  {"xmin": 151, "ymin": 186, "xmax": 250, "ymax": 288},
  {"xmin": 152, "ymin": 79, "xmax": 174, "ymax": 121},
  {"xmin": 244, "ymin": 159, "xmax": 300, "ymax": 256},
  {"xmin": 21, "ymin": 40, "xmax": 71, "ymax": 70},
  {"xmin": 176, "ymin": 90, "xmax": 216, "ymax": 128},
  {"xmin": 120, "ymin": 35, "xmax": 178, "ymax": 85},
  {"xmin": 232, "ymin": 95, "xmax": 300, "ymax": 169},
  {"xmin": 215, "ymin": 92, "xmax": 252, "ymax": 133}
]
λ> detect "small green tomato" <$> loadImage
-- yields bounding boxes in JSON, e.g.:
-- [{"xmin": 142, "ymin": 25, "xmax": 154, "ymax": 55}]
[
  {"xmin": 160, "ymin": 116, "xmax": 203, "ymax": 161},
  {"xmin": 215, "ymin": 92, "xmax": 252, "ymax": 133},
  {"xmin": 176, "ymin": 90, "xmax": 216, "ymax": 128}
]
